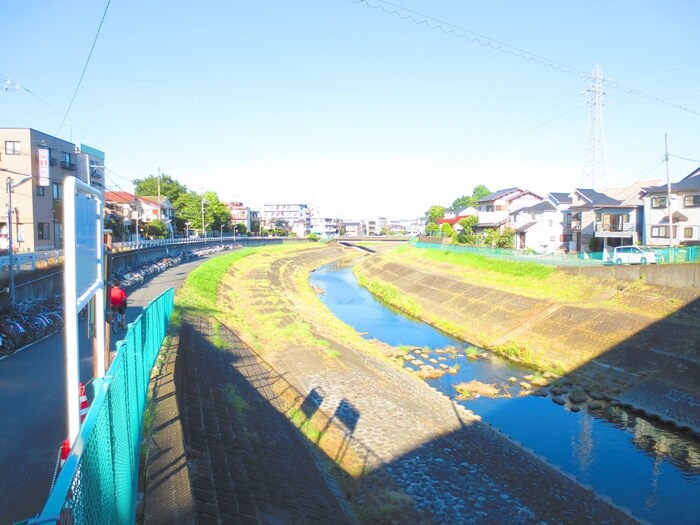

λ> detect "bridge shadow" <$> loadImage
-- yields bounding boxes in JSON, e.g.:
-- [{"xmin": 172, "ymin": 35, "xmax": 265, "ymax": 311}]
[{"xmin": 147, "ymin": 299, "xmax": 700, "ymax": 525}]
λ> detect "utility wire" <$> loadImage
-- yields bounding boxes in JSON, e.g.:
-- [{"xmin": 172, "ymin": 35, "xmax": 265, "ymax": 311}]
[
  {"xmin": 56, "ymin": 0, "xmax": 111, "ymax": 134},
  {"xmin": 351, "ymin": 0, "xmax": 700, "ymax": 116}
]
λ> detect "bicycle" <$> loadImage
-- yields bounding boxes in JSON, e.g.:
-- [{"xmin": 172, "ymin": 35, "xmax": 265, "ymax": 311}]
[{"xmin": 108, "ymin": 309, "xmax": 126, "ymax": 335}]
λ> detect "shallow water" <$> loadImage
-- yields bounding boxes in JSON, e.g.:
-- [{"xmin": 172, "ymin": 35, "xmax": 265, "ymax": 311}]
[{"xmin": 311, "ymin": 262, "xmax": 700, "ymax": 524}]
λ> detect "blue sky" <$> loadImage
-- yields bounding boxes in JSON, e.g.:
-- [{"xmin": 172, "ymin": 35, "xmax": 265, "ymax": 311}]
[{"xmin": 2, "ymin": 0, "xmax": 698, "ymax": 219}]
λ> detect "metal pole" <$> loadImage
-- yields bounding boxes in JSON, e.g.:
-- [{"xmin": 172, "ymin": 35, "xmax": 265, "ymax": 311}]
[
  {"xmin": 665, "ymin": 133, "xmax": 672, "ymax": 250},
  {"xmin": 6, "ymin": 177, "xmax": 15, "ymax": 304}
]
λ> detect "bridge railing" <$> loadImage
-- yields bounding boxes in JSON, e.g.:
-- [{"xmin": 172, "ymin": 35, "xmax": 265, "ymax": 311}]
[{"xmin": 24, "ymin": 288, "xmax": 174, "ymax": 525}]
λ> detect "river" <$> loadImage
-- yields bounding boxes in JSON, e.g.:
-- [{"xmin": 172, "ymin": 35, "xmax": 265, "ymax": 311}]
[{"xmin": 310, "ymin": 261, "xmax": 700, "ymax": 525}]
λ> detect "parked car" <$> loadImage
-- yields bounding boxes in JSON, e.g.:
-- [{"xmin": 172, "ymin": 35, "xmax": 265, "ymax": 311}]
[{"xmin": 610, "ymin": 245, "xmax": 658, "ymax": 265}]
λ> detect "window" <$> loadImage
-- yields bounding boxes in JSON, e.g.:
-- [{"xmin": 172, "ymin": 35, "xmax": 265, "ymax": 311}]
[
  {"xmin": 651, "ymin": 196, "xmax": 668, "ymax": 209},
  {"xmin": 37, "ymin": 222, "xmax": 50, "ymax": 240},
  {"xmin": 36, "ymin": 186, "xmax": 45, "ymax": 197},
  {"xmin": 5, "ymin": 141, "xmax": 20, "ymax": 155},
  {"xmin": 547, "ymin": 219, "xmax": 553, "ymax": 227},
  {"xmin": 651, "ymin": 226, "xmax": 669, "ymax": 238},
  {"xmin": 595, "ymin": 212, "xmax": 601, "ymax": 222},
  {"xmin": 683, "ymin": 195, "xmax": 700, "ymax": 208},
  {"xmin": 52, "ymin": 182, "xmax": 62, "ymax": 200},
  {"xmin": 684, "ymin": 227, "xmax": 694, "ymax": 239}
]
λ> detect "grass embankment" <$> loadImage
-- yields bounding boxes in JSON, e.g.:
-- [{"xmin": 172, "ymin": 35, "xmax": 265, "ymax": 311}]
[{"xmin": 174, "ymin": 243, "xmax": 426, "ymax": 522}]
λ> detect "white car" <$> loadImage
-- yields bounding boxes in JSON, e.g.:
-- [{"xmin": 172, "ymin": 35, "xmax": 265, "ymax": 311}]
[{"xmin": 610, "ymin": 245, "xmax": 657, "ymax": 265}]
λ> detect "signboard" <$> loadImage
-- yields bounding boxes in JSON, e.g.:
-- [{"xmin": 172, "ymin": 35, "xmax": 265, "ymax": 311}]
[
  {"xmin": 63, "ymin": 176, "xmax": 106, "ymax": 444},
  {"xmin": 38, "ymin": 147, "xmax": 50, "ymax": 186}
]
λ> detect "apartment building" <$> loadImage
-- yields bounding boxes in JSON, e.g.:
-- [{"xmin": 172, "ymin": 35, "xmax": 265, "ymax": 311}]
[
  {"xmin": 0, "ymin": 128, "xmax": 104, "ymax": 252},
  {"xmin": 261, "ymin": 203, "xmax": 310, "ymax": 236}
]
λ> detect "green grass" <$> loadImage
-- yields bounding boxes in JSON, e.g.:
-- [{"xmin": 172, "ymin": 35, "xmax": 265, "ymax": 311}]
[
  {"xmin": 175, "ymin": 248, "xmax": 255, "ymax": 316},
  {"xmin": 354, "ymin": 271, "xmax": 422, "ymax": 317}
]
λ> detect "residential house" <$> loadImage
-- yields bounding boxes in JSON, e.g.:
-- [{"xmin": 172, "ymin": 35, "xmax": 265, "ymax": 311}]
[
  {"xmin": 0, "ymin": 128, "xmax": 103, "ymax": 252},
  {"xmin": 511, "ymin": 199, "xmax": 562, "ymax": 253},
  {"xmin": 104, "ymin": 192, "xmax": 174, "ymax": 240},
  {"xmin": 569, "ymin": 189, "xmax": 621, "ymax": 253},
  {"xmin": 474, "ymin": 188, "xmax": 543, "ymax": 234},
  {"xmin": 226, "ymin": 202, "xmax": 251, "ymax": 233},
  {"xmin": 436, "ymin": 207, "xmax": 478, "ymax": 232},
  {"xmin": 642, "ymin": 167, "xmax": 700, "ymax": 247},
  {"xmin": 569, "ymin": 180, "xmax": 661, "ymax": 253}
]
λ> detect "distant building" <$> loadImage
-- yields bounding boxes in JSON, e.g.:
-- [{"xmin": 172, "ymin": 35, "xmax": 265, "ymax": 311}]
[
  {"xmin": 309, "ymin": 216, "xmax": 337, "ymax": 237},
  {"xmin": 226, "ymin": 202, "xmax": 251, "ymax": 232},
  {"xmin": 474, "ymin": 188, "xmax": 543, "ymax": 234},
  {"xmin": 261, "ymin": 203, "xmax": 310, "ymax": 237}
]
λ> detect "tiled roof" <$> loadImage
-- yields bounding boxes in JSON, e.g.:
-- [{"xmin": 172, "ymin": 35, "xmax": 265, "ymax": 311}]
[
  {"xmin": 574, "ymin": 188, "xmax": 621, "ymax": 206},
  {"xmin": 549, "ymin": 192, "xmax": 572, "ymax": 204},
  {"xmin": 104, "ymin": 191, "xmax": 135, "ymax": 203},
  {"xmin": 477, "ymin": 187, "xmax": 519, "ymax": 203},
  {"xmin": 644, "ymin": 167, "xmax": 700, "ymax": 194},
  {"xmin": 514, "ymin": 201, "xmax": 556, "ymax": 215}
]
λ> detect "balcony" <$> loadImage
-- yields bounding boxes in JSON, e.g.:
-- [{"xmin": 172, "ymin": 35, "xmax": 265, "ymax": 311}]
[{"xmin": 60, "ymin": 161, "xmax": 77, "ymax": 171}]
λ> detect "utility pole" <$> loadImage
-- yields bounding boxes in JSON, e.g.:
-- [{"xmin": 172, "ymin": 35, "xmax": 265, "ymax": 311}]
[
  {"xmin": 665, "ymin": 133, "xmax": 673, "ymax": 249},
  {"xmin": 157, "ymin": 167, "xmax": 161, "ymax": 221},
  {"xmin": 6, "ymin": 175, "xmax": 32, "ymax": 305}
]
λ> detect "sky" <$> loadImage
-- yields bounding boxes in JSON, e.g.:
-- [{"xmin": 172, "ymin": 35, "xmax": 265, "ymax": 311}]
[{"xmin": 1, "ymin": 0, "xmax": 699, "ymax": 219}]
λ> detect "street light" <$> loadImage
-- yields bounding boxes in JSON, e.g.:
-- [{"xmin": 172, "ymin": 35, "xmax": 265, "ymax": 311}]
[{"xmin": 6, "ymin": 175, "xmax": 33, "ymax": 304}]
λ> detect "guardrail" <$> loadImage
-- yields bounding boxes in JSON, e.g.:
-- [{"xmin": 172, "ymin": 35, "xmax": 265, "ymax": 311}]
[{"xmin": 24, "ymin": 288, "xmax": 174, "ymax": 524}]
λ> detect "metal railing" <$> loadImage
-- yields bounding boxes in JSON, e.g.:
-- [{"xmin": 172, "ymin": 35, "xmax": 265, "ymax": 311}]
[{"xmin": 25, "ymin": 288, "xmax": 174, "ymax": 524}]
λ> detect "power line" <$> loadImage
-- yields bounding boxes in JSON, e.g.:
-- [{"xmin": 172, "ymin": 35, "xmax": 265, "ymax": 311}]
[
  {"xmin": 351, "ymin": 0, "xmax": 700, "ymax": 116},
  {"xmin": 56, "ymin": 0, "xmax": 112, "ymax": 134}
]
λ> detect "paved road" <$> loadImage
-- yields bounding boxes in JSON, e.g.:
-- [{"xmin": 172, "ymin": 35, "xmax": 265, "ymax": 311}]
[{"xmin": 0, "ymin": 254, "xmax": 212, "ymax": 524}]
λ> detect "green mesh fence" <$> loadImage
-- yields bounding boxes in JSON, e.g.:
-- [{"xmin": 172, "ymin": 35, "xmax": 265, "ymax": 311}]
[{"xmin": 26, "ymin": 288, "xmax": 174, "ymax": 525}]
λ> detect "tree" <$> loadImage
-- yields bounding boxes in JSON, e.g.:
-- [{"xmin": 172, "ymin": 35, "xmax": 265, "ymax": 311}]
[
  {"xmin": 469, "ymin": 184, "xmax": 491, "ymax": 206},
  {"xmin": 174, "ymin": 190, "xmax": 230, "ymax": 235},
  {"xmin": 458, "ymin": 216, "xmax": 478, "ymax": 235},
  {"xmin": 440, "ymin": 223, "xmax": 455, "ymax": 238},
  {"xmin": 134, "ymin": 174, "xmax": 189, "ymax": 204},
  {"xmin": 427, "ymin": 205, "xmax": 445, "ymax": 223},
  {"xmin": 425, "ymin": 222, "xmax": 440, "ymax": 235},
  {"xmin": 451, "ymin": 195, "xmax": 471, "ymax": 211},
  {"xmin": 143, "ymin": 219, "xmax": 166, "ymax": 239}
]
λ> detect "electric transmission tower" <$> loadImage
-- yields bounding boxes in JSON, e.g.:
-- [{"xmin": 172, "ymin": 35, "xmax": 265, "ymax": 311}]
[{"xmin": 580, "ymin": 64, "xmax": 607, "ymax": 190}]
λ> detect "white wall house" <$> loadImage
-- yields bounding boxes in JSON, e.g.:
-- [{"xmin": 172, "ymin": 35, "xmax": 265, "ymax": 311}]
[
  {"xmin": 262, "ymin": 203, "xmax": 310, "ymax": 237},
  {"xmin": 475, "ymin": 188, "xmax": 543, "ymax": 234},
  {"xmin": 642, "ymin": 167, "xmax": 700, "ymax": 247}
]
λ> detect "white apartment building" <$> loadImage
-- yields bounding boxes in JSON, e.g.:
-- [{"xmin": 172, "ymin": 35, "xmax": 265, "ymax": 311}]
[
  {"xmin": 309, "ymin": 216, "xmax": 337, "ymax": 237},
  {"xmin": 261, "ymin": 203, "xmax": 310, "ymax": 236}
]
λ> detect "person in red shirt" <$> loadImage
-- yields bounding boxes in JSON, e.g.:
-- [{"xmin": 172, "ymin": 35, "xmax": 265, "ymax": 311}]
[{"xmin": 109, "ymin": 280, "xmax": 128, "ymax": 329}]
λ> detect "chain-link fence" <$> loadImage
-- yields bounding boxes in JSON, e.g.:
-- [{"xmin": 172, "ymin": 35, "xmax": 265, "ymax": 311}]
[
  {"xmin": 25, "ymin": 288, "xmax": 174, "ymax": 525},
  {"xmin": 415, "ymin": 242, "xmax": 700, "ymax": 267}
]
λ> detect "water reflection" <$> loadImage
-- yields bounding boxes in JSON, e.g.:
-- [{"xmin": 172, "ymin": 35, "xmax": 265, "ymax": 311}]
[{"xmin": 311, "ymin": 263, "xmax": 700, "ymax": 524}]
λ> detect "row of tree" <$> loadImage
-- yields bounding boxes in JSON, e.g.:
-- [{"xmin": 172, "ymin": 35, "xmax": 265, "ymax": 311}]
[
  {"xmin": 104, "ymin": 174, "xmax": 258, "ymax": 240},
  {"xmin": 424, "ymin": 184, "xmax": 515, "ymax": 248}
]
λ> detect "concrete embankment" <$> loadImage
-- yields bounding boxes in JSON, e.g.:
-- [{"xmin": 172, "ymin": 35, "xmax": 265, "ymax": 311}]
[{"xmin": 354, "ymin": 251, "xmax": 700, "ymax": 434}]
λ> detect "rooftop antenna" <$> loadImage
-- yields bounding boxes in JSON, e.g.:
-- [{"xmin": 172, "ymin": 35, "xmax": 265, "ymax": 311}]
[{"xmin": 580, "ymin": 64, "xmax": 607, "ymax": 190}]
